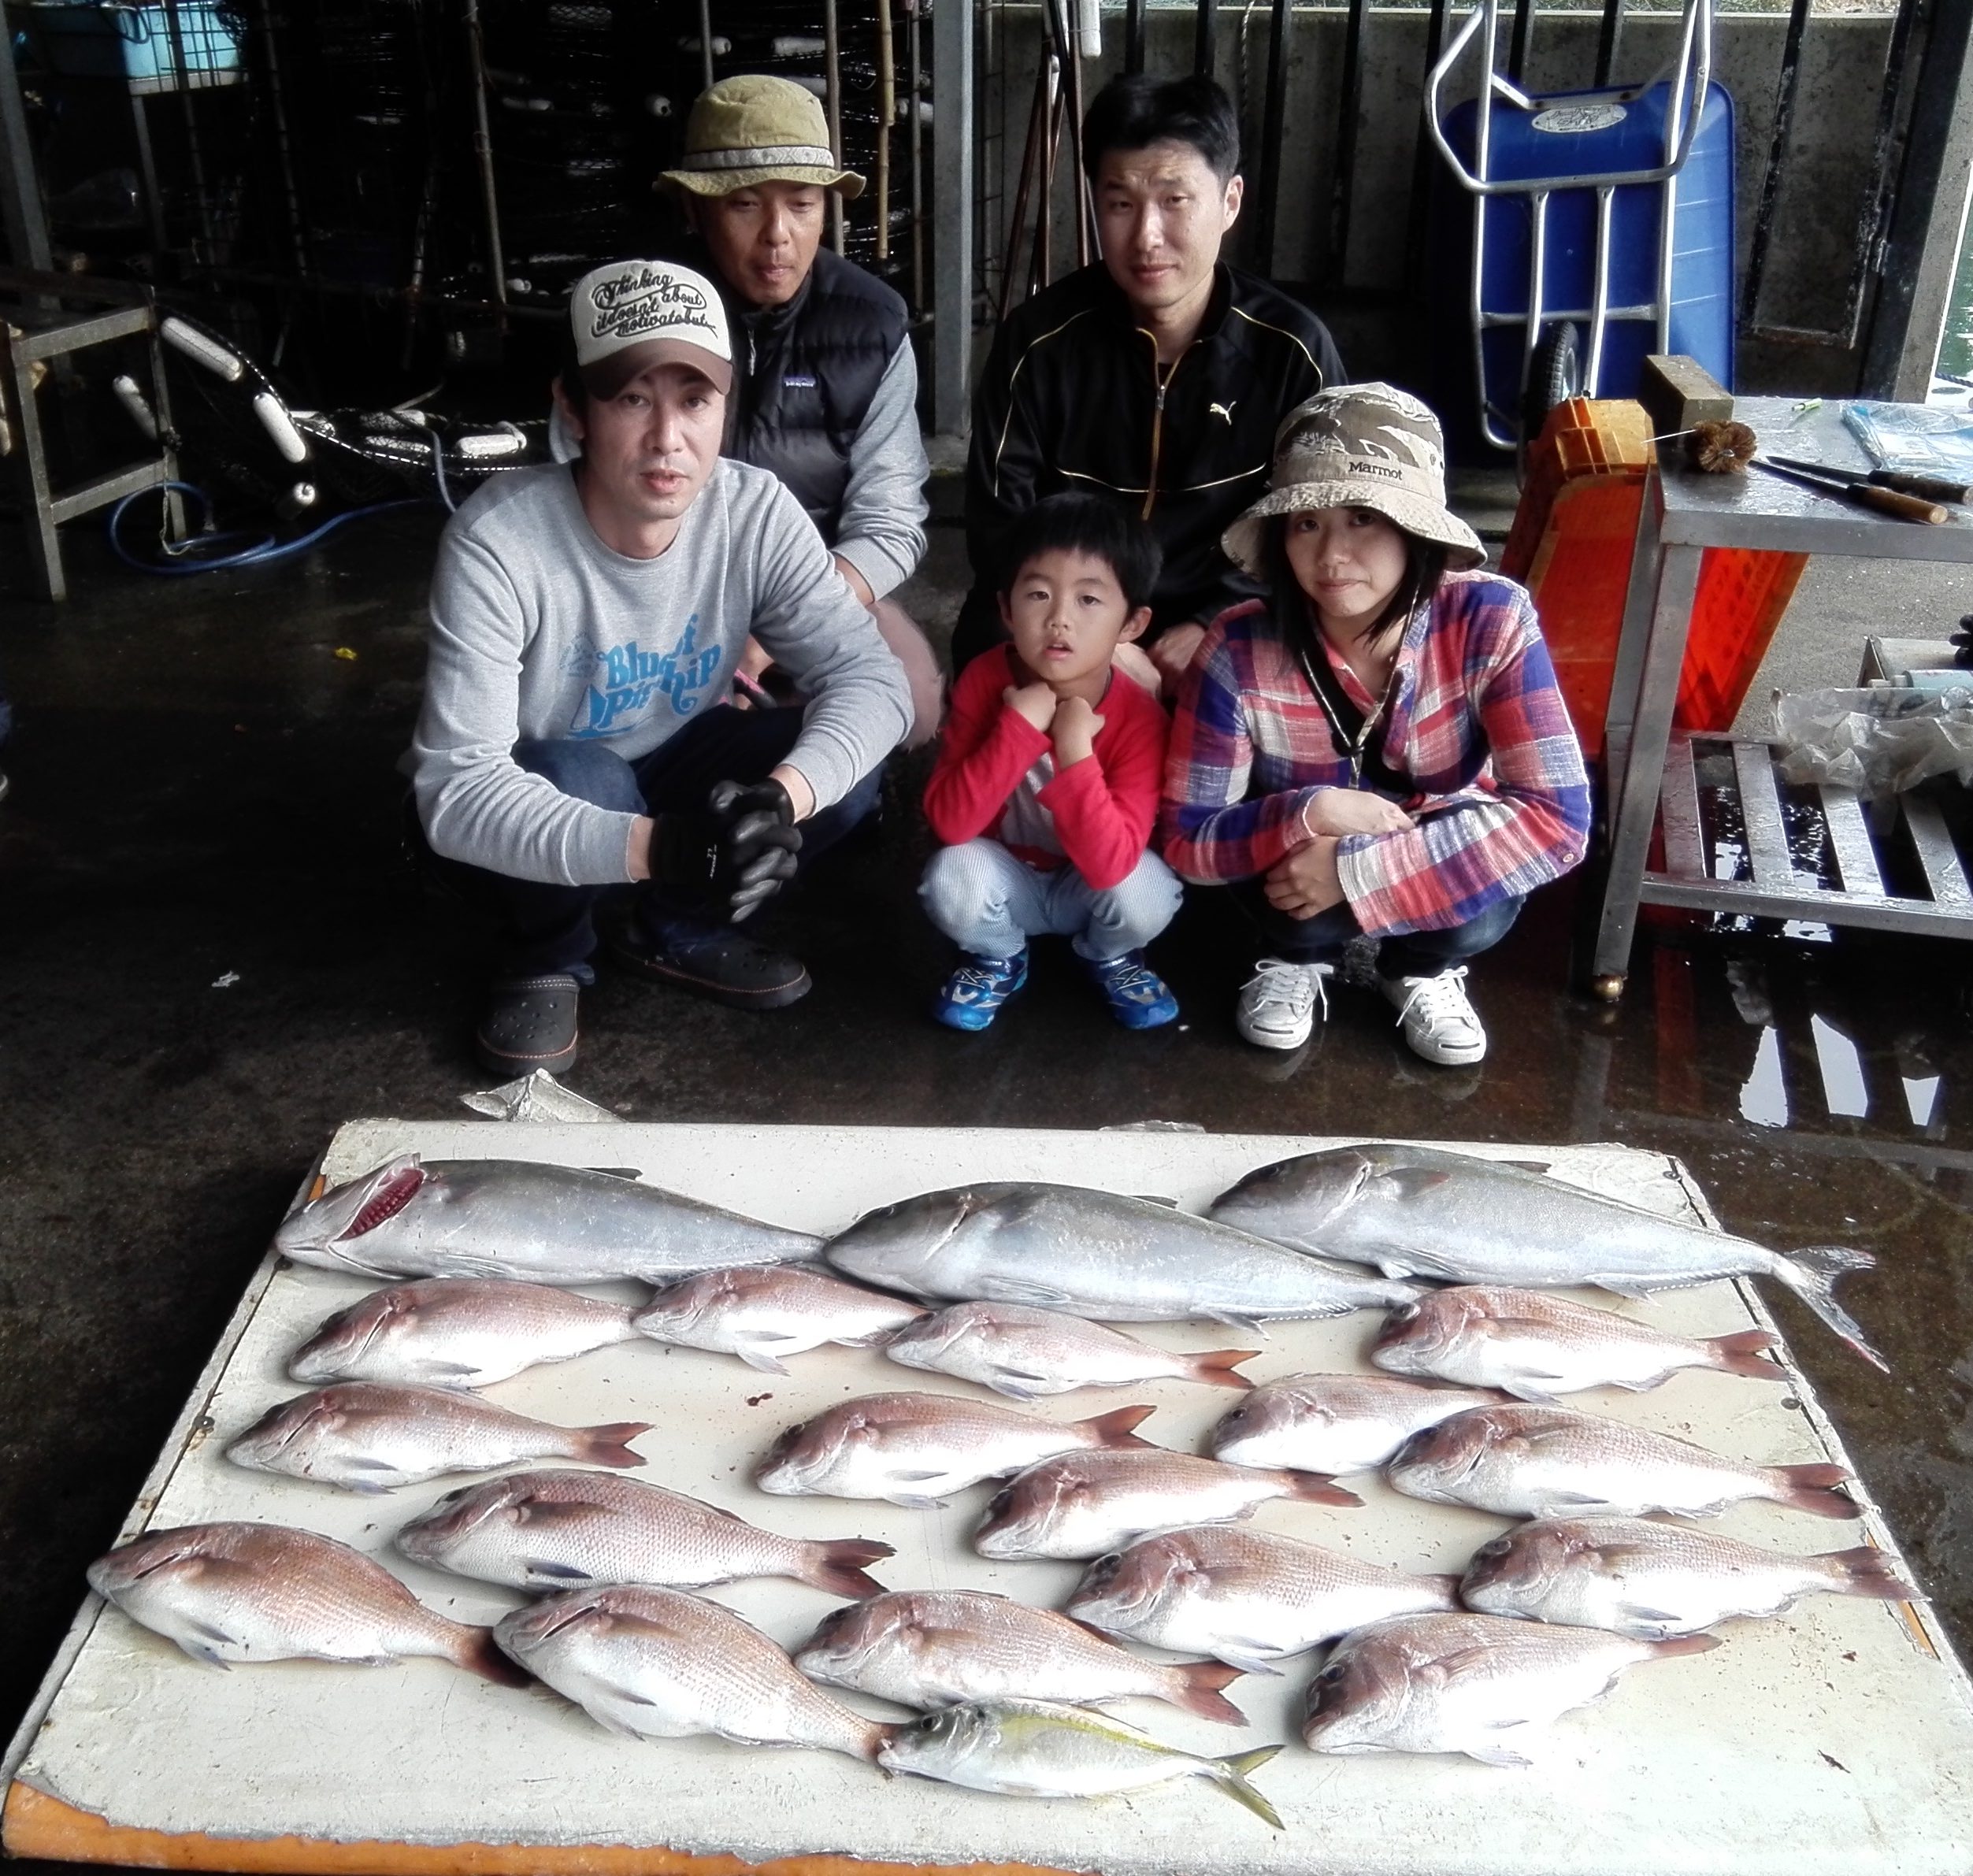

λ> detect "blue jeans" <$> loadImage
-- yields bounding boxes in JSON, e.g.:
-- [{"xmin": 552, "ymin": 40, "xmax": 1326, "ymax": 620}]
[
  {"xmin": 421, "ymin": 704, "xmax": 883, "ymax": 979},
  {"xmin": 1229, "ymin": 880, "xmax": 1525, "ymax": 977},
  {"xmin": 920, "ymin": 839, "xmax": 1181, "ymax": 962}
]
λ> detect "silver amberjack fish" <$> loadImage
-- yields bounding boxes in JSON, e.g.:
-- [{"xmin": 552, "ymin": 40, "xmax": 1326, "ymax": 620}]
[
  {"xmin": 826, "ymin": 1183, "xmax": 1417, "ymax": 1326},
  {"xmin": 1209, "ymin": 1145, "xmax": 1884, "ymax": 1369},
  {"xmin": 276, "ymin": 1155, "xmax": 820, "ymax": 1285}
]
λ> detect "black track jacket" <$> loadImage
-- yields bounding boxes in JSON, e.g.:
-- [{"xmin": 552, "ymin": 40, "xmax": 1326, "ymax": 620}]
[{"xmin": 957, "ymin": 261, "xmax": 1344, "ymax": 663}]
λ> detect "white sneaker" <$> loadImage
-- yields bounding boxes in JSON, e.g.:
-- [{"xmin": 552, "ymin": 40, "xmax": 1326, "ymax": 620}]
[
  {"xmin": 1236, "ymin": 958, "xmax": 1333, "ymax": 1051},
  {"xmin": 1382, "ymin": 966, "xmax": 1487, "ymax": 1065}
]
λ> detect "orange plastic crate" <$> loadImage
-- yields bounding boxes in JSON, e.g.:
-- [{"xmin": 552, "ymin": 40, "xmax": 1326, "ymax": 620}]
[{"xmin": 1503, "ymin": 399, "xmax": 1807, "ymax": 758}]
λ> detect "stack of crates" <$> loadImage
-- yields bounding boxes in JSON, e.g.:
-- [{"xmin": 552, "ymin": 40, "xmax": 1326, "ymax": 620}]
[{"xmin": 1503, "ymin": 398, "xmax": 1806, "ymax": 758}]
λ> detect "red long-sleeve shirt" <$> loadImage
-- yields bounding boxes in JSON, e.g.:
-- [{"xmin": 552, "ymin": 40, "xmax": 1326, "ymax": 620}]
[{"xmin": 923, "ymin": 646, "xmax": 1170, "ymax": 892}]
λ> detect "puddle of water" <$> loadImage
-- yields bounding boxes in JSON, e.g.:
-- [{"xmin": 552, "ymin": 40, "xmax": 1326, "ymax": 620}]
[{"xmin": 1740, "ymin": 1025, "xmax": 1790, "ymax": 1128}]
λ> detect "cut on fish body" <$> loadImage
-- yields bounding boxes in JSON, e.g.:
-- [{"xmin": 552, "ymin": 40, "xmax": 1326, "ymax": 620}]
[
  {"xmin": 1386, "ymin": 1403, "xmax": 1860, "ymax": 1522},
  {"xmin": 795, "ymin": 1589, "xmax": 1246, "ymax": 1721},
  {"xmin": 288, "ymin": 1278, "xmax": 640, "ymax": 1388},
  {"xmin": 276, "ymin": 1155, "xmax": 820, "ymax": 1286},
  {"xmin": 396, "ymin": 1467, "xmax": 892, "ymax": 1599},
  {"xmin": 495, "ymin": 1584, "xmax": 886, "ymax": 1760},
  {"xmin": 87, "ymin": 1522, "xmax": 524, "ymax": 1685},
  {"xmin": 976, "ymin": 1449, "xmax": 1360, "ymax": 1562},
  {"xmin": 1303, "ymin": 1610, "xmax": 1719, "ymax": 1765},
  {"xmin": 877, "ymin": 1697, "xmax": 1284, "ymax": 1826},
  {"xmin": 755, "ymin": 1391, "xmax": 1155, "ymax": 1507},
  {"xmin": 1371, "ymin": 1286, "xmax": 1784, "ymax": 1401},
  {"xmin": 886, "ymin": 1300, "xmax": 1258, "ymax": 1399},
  {"xmin": 1067, "ymin": 1525, "xmax": 1459, "ymax": 1672},
  {"xmin": 632, "ymin": 1264, "xmax": 926, "ymax": 1374},
  {"xmin": 1461, "ymin": 1516, "xmax": 1917, "ymax": 1638},
  {"xmin": 825, "ymin": 1182, "xmax": 1419, "ymax": 1325},
  {"xmin": 1209, "ymin": 1144, "xmax": 1886, "ymax": 1370},
  {"xmin": 224, "ymin": 1382, "xmax": 649, "ymax": 1492},
  {"xmin": 1210, "ymin": 1373, "xmax": 1504, "ymax": 1477}
]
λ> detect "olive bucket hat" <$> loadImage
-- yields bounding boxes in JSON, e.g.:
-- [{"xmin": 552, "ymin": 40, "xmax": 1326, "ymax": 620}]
[
  {"xmin": 1221, "ymin": 382, "xmax": 1485, "ymax": 576},
  {"xmin": 658, "ymin": 74, "xmax": 866, "ymax": 200}
]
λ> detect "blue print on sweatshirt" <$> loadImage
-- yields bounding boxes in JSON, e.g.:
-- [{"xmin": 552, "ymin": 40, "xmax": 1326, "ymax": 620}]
[{"xmin": 569, "ymin": 617, "xmax": 723, "ymax": 738}]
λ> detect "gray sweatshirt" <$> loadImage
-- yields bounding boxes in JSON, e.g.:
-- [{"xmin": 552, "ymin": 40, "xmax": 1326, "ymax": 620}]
[
  {"xmin": 547, "ymin": 337, "xmax": 927, "ymax": 599},
  {"xmin": 411, "ymin": 459, "xmax": 912, "ymax": 886}
]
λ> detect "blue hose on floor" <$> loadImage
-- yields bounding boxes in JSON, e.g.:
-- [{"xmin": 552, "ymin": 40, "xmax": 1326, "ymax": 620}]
[{"xmin": 107, "ymin": 481, "xmax": 432, "ymax": 576}]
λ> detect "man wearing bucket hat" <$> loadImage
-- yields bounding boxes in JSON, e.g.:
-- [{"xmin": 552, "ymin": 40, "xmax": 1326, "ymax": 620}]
[
  {"xmin": 411, "ymin": 258, "xmax": 911, "ymax": 1076},
  {"xmin": 1162, "ymin": 383, "xmax": 1590, "ymax": 1065},
  {"xmin": 955, "ymin": 72, "xmax": 1345, "ymax": 697},
  {"xmin": 647, "ymin": 74, "xmax": 942, "ymax": 747}
]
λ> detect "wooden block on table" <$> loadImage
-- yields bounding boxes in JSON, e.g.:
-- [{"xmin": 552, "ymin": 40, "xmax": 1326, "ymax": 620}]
[{"xmin": 1639, "ymin": 354, "xmax": 1734, "ymax": 439}]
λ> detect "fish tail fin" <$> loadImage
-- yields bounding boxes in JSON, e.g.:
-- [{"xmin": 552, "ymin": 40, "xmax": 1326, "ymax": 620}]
[
  {"xmin": 577, "ymin": 1421, "xmax": 652, "ymax": 1469},
  {"xmin": 1771, "ymin": 1246, "xmax": 1889, "ymax": 1372},
  {"xmin": 1818, "ymin": 1545, "xmax": 1919, "ymax": 1602},
  {"xmin": 1171, "ymin": 1659, "xmax": 1247, "ymax": 1724},
  {"xmin": 1773, "ymin": 1462, "xmax": 1860, "ymax": 1519},
  {"xmin": 453, "ymin": 1624, "xmax": 531, "ymax": 1689},
  {"xmin": 1281, "ymin": 1471, "xmax": 1363, "ymax": 1507},
  {"xmin": 1079, "ymin": 1404, "xmax": 1157, "ymax": 1448},
  {"xmin": 1647, "ymin": 1633, "xmax": 1723, "ymax": 1662},
  {"xmin": 806, "ymin": 1538, "xmax": 895, "ymax": 1600},
  {"xmin": 1426, "ymin": 1573, "xmax": 1465, "ymax": 1608},
  {"xmin": 1210, "ymin": 1745, "xmax": 1285, "ymax": 1830},
  {"xmin": 1189, "ymin": 1349, "xmax": 1262, "ymax": 1390},
  {"xmin": 1704, "ymin": 1328, "xmax": 1784, "ymax": 1380}
]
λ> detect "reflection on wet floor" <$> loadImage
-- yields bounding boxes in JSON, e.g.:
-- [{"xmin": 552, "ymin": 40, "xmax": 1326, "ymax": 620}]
[{"xmin": 1740, "ymin": 1026, "xmax": 1789, "ymax": 1129}]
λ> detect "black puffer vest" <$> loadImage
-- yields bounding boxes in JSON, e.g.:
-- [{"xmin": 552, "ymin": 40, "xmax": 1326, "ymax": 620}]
[{"xmin": 723, "ymin": 248, "xmax": 908, "ymax": 546}]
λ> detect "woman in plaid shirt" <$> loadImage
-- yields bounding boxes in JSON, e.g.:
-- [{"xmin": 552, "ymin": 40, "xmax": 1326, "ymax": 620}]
[{"xmin": 1160, "ymin": 384, "xmax": 1590, "ymax": 1064}]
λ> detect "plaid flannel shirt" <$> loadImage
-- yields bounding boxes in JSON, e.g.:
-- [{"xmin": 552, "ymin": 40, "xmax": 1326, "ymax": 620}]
[{"xmin": 1159, "ymin": 572, "xmax": 1591, "ymax": 936}]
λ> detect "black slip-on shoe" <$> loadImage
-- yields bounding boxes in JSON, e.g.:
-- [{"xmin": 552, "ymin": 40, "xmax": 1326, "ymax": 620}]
[
  {"xmin": 475, "ymin": 973, "xmax": 580, "ymax": 1077},
  {"xmin": 607, "ymin": 923, "xmax": 811, "ymax": 1010}
]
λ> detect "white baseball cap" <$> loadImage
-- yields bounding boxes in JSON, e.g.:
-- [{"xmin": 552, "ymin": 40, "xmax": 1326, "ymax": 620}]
[{"xmin": 568, "ymin": 259, "xmax": 732, "ymax": 399}]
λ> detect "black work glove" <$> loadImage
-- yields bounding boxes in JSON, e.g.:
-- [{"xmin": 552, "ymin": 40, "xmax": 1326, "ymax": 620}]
[
  {"xmin": 1954, "ymin": 616, "xmax": 1973, "ymax": 668},
  {"xmin": 647, "ymin": 808, "xmax": 723, "ymax": 902},
  {"xmin": 706, "ymin": 777, "xmax": 802, "ymax": 921}
]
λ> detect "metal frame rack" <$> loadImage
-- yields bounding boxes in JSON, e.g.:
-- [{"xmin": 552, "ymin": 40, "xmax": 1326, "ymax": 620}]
[
  {"xmin": 0, "ymin": 266, "xmax": 180, "ymax": 600},
  {"xmin": 1585, "ymin": 396, "xmax": 1973, "ymax": 999}
]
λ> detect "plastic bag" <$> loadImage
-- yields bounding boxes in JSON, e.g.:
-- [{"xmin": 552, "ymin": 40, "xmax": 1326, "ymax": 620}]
[
  {"xmin": 1841, "ymin": 402, "xmax": 1973, "ymax": 479},
  {"xmin": 1773, "ymin": 685, "xmax": 1973, "ymax": 799}
]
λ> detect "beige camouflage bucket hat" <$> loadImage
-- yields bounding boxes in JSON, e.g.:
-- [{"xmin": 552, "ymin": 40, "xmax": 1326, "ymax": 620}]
[
  {"xmin": 658, "ymin": 74, "xmax": 866, "ymax": 200},
  {"xmin": 1222, "ymin": 382, "xmax": 1486, "ymax": 576}
]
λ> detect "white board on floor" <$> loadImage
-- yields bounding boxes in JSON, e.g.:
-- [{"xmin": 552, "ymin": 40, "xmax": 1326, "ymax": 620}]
[{"xmin": 6, "ymin": 1123, "xmax": 1972, "ymax": 1876}]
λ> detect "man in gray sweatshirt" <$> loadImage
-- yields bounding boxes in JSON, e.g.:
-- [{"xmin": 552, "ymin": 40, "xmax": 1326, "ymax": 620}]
[{"xmin": 411, "ymin": 258, "xmax": 912, "ymax": 1077}]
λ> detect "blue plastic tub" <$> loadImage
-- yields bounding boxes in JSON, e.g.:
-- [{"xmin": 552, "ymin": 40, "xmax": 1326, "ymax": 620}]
[{"xmin": 1429, "ymin": 77, "xmax": 1736, "ymax": 458}]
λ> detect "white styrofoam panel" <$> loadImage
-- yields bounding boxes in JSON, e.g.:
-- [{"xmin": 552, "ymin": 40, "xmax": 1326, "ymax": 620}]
[{"xmin": 9, "ymin": 1124, "xmax": 1973, "ymax": 1875}]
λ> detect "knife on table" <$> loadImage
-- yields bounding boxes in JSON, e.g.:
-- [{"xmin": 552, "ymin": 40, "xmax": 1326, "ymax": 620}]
[
  {"xmin": 1766, "ymin": 455, "xmax": 1971, "ymax": 505},
  {"xmin": 1750, "ymin": 458, "xmax": 1950, "ymax": 524}
]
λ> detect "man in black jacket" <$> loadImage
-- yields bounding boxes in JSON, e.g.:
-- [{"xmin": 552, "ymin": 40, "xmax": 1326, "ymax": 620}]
[{"xmin": 957, "ymin": 74, "xmax": 1345, "ymax": 694}]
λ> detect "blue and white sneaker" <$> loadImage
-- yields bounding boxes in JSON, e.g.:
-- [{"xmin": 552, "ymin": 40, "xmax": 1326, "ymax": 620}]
[
  {"xmin": 933, "ymin": 950, "xmax": 1030, "ymax": 1031},
  {"xmin": 1083, "ymin": 950, "xmax": 1180, "ymax": 1030}
]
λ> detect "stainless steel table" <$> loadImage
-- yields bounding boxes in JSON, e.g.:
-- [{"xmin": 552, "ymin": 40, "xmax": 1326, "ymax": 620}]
[{"xmin": 1586, "ymin": 395, "xmax": 1973, "ymax": 998}]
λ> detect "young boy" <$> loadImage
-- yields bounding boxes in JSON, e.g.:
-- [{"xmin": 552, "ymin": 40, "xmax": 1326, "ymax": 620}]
[{"xmin": 920, "ymin": 493, "xmax": 1183, "ymax": 1031}]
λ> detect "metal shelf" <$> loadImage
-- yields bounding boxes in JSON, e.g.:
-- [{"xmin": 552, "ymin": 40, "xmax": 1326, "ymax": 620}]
[{"xmin": 1640, "ymin": 731, "xmax": 1973, "ymax": 938}]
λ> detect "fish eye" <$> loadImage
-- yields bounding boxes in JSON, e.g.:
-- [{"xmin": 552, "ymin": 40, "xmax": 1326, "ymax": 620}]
[
  {"xmin": 1389, "ymin": 1303, "xmax": 1419, "ymax": 1325},
  {"xmin": 1476, "ymin": 1537, "xmax": 1511, "ymax": 1558},
  {"xmin": 985, "ymin": 1488, "xmax": 1012, "ymax": 1518},
  {"xmin": 1317, "ymin": 1661, "xmax": 1347, "ymax": 1683}
]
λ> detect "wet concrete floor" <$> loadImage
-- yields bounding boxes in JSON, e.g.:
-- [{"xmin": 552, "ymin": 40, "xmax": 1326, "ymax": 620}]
[{"xmin": 2, "ymin": 506, "xmax": 1971, "ymax": 1868}]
